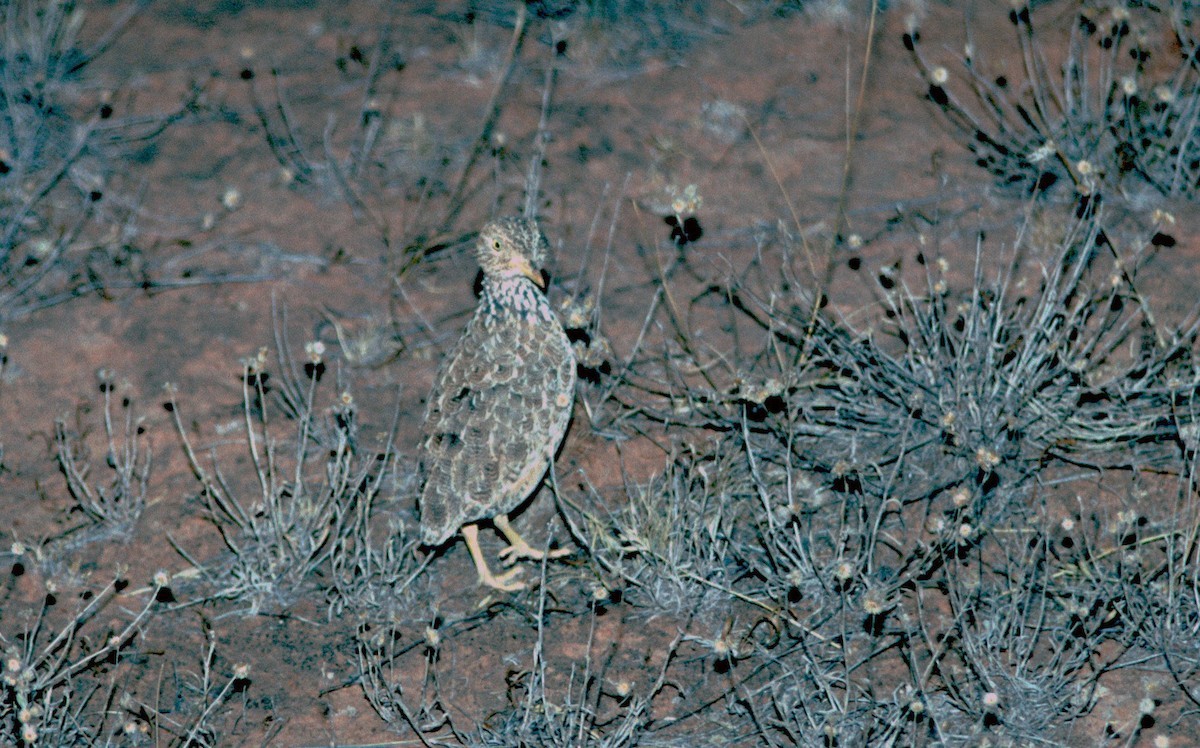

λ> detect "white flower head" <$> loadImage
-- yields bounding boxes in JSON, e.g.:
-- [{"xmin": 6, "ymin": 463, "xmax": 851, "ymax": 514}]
[
  {"xmin": 1029, "ymin": 141, "xmax": 1056, "ymax": 163},
  {"xmin": 304, "ymin": 340, "xmax": 326, "ymax": 364},
  {"xmin": 221, "ymin": 186, "xmax": 241, "ymax": 211}
]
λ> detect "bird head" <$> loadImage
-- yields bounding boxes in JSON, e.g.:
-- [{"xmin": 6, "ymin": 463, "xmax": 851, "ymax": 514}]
[{"xmin": 476, "ymin": 217, "xmax": 549, "ymax": 289}]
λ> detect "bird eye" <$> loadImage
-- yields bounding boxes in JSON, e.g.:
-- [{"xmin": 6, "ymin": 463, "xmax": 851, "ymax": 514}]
[{"xmin": 492, "ymin": 240, "xmax": 501, "ymax": 249}]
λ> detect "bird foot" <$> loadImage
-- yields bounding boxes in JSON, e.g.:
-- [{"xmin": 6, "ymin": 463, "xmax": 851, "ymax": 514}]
[
  {"xmin": 463, "ymin": 523, "xmax": 526, "ymax": 592},
  {"xmin": 499, "ymin": 541, "xmax": 572, "ymax": 565},
  {"xmin": 477, "ymin": 565, "xmax": 526, "ymax": 591},
  {"xmin": 494, "ymin": 514, "xmax": 572, "ymax": 566}
]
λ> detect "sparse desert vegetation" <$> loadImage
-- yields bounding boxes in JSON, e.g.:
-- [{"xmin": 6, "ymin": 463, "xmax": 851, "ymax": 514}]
[{"xmin": 1, "ymin": 1, "xmax": 1199, "ymax": 745}]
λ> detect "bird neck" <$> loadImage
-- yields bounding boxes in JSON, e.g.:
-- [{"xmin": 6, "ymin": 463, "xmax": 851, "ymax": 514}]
[{"xmin": 479, "ymin": 276, "xmax": 555, "ymax": 323}]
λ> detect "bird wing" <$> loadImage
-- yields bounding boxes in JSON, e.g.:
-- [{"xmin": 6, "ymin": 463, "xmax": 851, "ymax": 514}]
[{"xmin": 419, "ymin": 312, "xmax": 574, "ymax": 544}]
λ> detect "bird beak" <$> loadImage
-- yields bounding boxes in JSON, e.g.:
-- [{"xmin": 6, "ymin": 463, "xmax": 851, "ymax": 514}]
[{"xmin": 512, "ymin": 256, "xmax": 546, "ymax": 289}]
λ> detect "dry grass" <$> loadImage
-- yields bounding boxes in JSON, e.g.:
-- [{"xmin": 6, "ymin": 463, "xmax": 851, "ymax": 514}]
[
  {"xmin": 906, "ymin": 2, "xmax": 1200, "ymax": 203},
  {"xmin": 4, "ymin": 2, "xmax": 1200, "ymax": 745},
  {"xmin": 0, "ymin": 0, "xmax": 198, "ymax": 323},
  {"xmin": 166, "ymin": 326, "xmax": 399, "ymax": 617}
]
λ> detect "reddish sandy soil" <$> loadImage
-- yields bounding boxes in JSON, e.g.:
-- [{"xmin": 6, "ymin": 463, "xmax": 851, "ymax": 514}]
[{"xmin": 2, "ymin": 1, "xmax": 1199, "ymax": 745}]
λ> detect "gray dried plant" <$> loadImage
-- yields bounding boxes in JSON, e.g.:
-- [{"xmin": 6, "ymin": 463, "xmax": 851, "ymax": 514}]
[
  {"xmin": 907, "ymin": 2, "xmax": 1200, "ymax": 203},
  {"xmin": 167, "ymin": 339, "xmax": 391, "ymax": 616},
  {"xmin": 0, "ymin": 0, "xmax": 194, "ymax": 322}
]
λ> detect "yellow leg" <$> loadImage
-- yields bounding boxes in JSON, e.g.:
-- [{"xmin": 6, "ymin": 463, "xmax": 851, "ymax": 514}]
[
  {"xmin": 462, "ymin": 523, "xmax": 525, "ymax": 591},
  {"xmin": 495, "ymin": 514, "xmax": 572, "ymax": 565}
]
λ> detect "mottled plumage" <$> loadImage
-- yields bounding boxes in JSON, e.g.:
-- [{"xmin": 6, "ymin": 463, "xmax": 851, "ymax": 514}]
[{"xmin": 419, "ymin": 216, "xmax": 575, "ymax": 590}]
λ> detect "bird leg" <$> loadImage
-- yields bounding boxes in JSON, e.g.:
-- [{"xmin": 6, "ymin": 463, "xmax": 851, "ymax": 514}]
[
  {"xmin": 462, "ymin": 523, "xmax": 525, "ymax": 591},
  {"xmin": 494, "ymin": 514, "xmax": 572, "ymax": 564}
]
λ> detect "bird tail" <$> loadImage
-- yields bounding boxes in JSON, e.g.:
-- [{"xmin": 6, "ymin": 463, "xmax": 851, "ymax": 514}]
[{"xmin": 417, "ymin": 490, "xmax": 454, "ymax": 547}]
